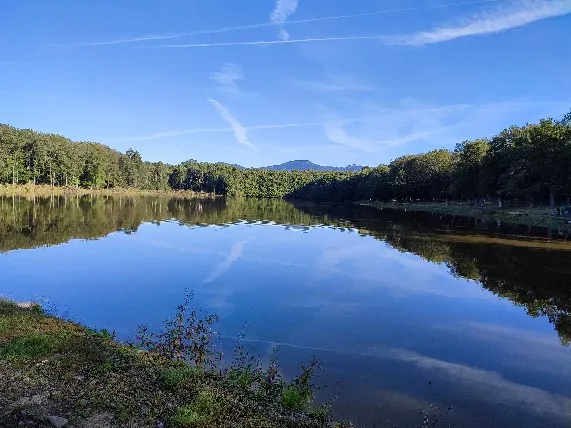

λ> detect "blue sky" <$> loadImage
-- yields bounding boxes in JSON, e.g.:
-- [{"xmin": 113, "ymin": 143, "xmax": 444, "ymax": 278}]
[{"xmin": 1, "ymin": 0, "xmax": 570, "ymax": 167}]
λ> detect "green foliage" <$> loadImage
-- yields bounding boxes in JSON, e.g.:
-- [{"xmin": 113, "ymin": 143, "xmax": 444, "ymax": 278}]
[
  {"xmin": 309, "ymin": 404, "xmax": 331, "ymax": 422},
  {"xmin": 135, "ymin": 291, "xmax": 220, "ymax": 367},
  {"xmin": 0, "ymin": 334, "xmax": 60, "ymax": 359},
  {"xmin": 91, "ymin": 360, "xmax": 115, "ymax": 375},
  {"xmin": 0, "ymin": 124, "xmax": 173, "ymax": 190},
  {"xmin": 280, "ymin": 358, "xmax": 319, "ymax": 412},
  {"xmin": 453, "ymin": 139, "xmax": 490, "ymax": 199},
  {"xmin": 0, "ymin": 299, "xmax": 18, "ymax": 315},
  {"xmin": 227, "ymin": 367, "xmax": 258, "ymax": 389},
  {"xmin": 161, "ymin": 364, "xmax": 203, "ymax": 390},
  {"xmin": 280, "ymin": 385, "xmax": 312, "ymax": 412},
  {"xmin": 170, "ymin": 390, "xmax": 224, "ymax": 427}
]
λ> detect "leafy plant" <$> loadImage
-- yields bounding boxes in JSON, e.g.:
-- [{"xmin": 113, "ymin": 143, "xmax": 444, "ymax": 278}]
[
  {"xmin": 280, "ymin": 358, "xmax": 320, "ymax": 412},
  {"xmin": 135, "ymin": 290, "xmax": 220, "ymax": 368},
  {"xmin": 170, "ymin": 390, "xmax": 224, "ymax": 427},
  {"xmin": 161, "ymin": 363, "xmax": 202, "ymax": 390}
]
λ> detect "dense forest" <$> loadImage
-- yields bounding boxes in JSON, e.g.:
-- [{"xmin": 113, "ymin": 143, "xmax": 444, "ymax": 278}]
[
  {"xmin": 1, "ymin": 110, "xmax": 570, "ymax": 205},
  {"xmin": 1, "ymin": 195, "xmax": 569, "ymax": 345}
]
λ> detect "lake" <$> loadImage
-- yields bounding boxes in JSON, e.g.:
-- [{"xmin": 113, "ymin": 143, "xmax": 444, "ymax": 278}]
[{"xmin": 1, "ymin": 195, "xmax": 570, "ymax": 427}]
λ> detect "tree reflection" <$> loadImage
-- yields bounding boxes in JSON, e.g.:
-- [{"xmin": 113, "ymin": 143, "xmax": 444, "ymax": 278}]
[{"xmin": 1, "ymin": 196, "xmax": 570, "ymax": 345}]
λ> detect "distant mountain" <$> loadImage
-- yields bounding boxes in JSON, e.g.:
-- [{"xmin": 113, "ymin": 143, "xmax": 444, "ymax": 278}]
[
  {"xmin": 262, "ymin": 160, "xmax": 365, "ymax": 172},
  {"xmin": 216, "ymin": 160, "xmax": 365, "ymax": 171},
  {"xmin": 217, "ymin": 162, "xmax": 244, "ymax": 169}
]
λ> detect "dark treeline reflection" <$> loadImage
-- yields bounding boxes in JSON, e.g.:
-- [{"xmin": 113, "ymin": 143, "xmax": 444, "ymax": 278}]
[
  {"xmin": 0, "ymin": 196, "xmax": 345, "ymax": 253},
  {"xmin": 1, "ymin": 195, "xmax": 571, "ymax": 345},
  {"xmin": 293, "ymin": 202, "xmax": 571, "ymax": 346}
]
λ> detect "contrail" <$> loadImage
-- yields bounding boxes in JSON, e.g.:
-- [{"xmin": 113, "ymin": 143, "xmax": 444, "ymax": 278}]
[
  {"xmin": 104, "ymin": 121, "xmax": 325, "ymax": 144},
  {"xmin": 160, "ymin": 35, "xmax": 387, "ymax": 48},
  {"xmin": 71, "ymin": 0, "xmax": 501, "ymax": 47},
  {"xmin": 208, "ymin": 98, "xmax": 257, "ymax": 150}
]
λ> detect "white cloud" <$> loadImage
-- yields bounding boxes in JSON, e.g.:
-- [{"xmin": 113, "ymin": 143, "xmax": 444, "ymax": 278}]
[
  {"xmin": 208, "ymin": 98, "xmax": 256, "ymax": 150},
  {"xmin": 270, "ymin": 0, "xmax": 299, "ymax": 41},
  {"xmin": 323, "ymin": 120, "xmax": 375, "ymax": 152},
  {"xmin": 294, "ymin": 75, "xmax": 374, "ymax": 92},
  {"xmin": 321, "ymin": 102, "xmax": 458, "ymax": 153},
  {"xmin": 319, "ymin": 99, "xmax": 566, "ymax": 155},
  {"xmin": 391, "ymin": 0, "xmax": 571, "ymax": 46},
  {"xmin": 210, "ymin": 63, "xmax": 243, "ymax": 93}
]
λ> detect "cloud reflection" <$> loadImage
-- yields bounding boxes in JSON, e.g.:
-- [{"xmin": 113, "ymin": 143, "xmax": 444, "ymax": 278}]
[
  {"xmin": 203, "ymin": 240, "xmax": 249, "ymax": 283},
  {"xmin": 388, "ymin": 349, "xmax": 571, "ymax": 419}
]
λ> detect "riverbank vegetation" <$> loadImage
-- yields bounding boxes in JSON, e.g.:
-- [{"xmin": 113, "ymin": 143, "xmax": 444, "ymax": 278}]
[
  {"xmin": 0, "ymin": 183, "xmax": 213, "ymax": 198},
  {"xmin": 2, "ymin": 110, "xmax": 570, "ymax": 205},
  {"xmin": 0, "ymin": 297, "xmax": 350, "ymax": 427},
  {"xmin": 359, "ymin": 200, "xmax": 571, "ymax": 232}
]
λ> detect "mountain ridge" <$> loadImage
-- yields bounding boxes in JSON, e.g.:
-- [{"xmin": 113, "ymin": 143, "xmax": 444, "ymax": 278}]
[
  {"xmin": 217, "ymin": 160, "xmax": 365, "ymax": 171},
  {"xmin": 262, "ymin": 160, "xmax": 365, "ymax": 172}
]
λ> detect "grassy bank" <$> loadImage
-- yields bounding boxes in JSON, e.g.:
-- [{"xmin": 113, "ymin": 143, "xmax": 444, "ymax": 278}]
[
  {"xmin": 360, "ymin": 201, "xmax": 571, "ymax": 233},
  {"xmin": 0, "ymin": 184, "xmax": 215, "ymax": 199},
  {"xmin": 0, "ymin": 299, "xmax": 350, "ymax": 428}
]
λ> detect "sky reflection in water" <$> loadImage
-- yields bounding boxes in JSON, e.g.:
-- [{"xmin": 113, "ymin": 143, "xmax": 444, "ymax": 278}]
[{"xmin": 1, "ymin": 197, "xmax": 570, "ymax": 427}]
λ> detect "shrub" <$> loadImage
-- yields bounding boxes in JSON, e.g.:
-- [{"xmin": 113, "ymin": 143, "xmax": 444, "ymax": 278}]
[
  {"xmin": 135, "ymin": 291, "xmax": 220, "ymax": 368},
  {"xmin": 161, "ymin": 364, "xmax": 202, "ymax": 390},
  {"xmin": 170, "ymin": 390, "xmax": 224, "ymax": 427},
  {"xmin": 280, "ymin": 358, "xmax": 319, "ymax": 412},
  {"xmin": 280, "ymin": 384, "xmax": 312, "ymax": 412}
]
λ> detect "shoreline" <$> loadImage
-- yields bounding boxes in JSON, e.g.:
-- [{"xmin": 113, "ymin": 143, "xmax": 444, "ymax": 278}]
[
  {"xmin": 0, "ymin": 298, "xmax": 350, "ymax": 428},
  {"xmin": 0, "ymin": 184, "xmax": 217, "ymax": 199},
  {"xmin": 359, "ymin": 201, "xmax": 571, "ymax": 233}
]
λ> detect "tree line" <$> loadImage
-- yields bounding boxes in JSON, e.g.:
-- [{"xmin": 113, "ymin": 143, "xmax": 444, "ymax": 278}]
[
  {"xmin": 2, "ymin": 110, "xmax": 570, "ymax": 206},
  {"xmin": 0, "ymin": 125, "xmax": 171, "ymax": 190}
]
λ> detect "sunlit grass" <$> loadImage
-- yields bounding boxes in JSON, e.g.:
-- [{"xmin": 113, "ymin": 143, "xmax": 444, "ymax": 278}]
[{"xmin": 171, "ymin": 390, "xmax": 225, "ymax": 427}]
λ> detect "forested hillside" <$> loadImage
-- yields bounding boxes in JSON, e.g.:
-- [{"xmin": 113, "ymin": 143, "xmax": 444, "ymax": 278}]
[
  {"xmin": 1, "ymin": 110, "xmax": 570, "ymax": 205},
  {"xmin": 0, "ymin": 125, "xmax": 172, "ymax": 190}
]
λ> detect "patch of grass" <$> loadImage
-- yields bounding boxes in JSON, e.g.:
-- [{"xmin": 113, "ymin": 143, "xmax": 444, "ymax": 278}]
[
  {"xmin": 161, "ymin": 364, "xmax": 203, "ymax": 390},
  {"xmin": 0, "ymin": 334, "xmax": 61, "ymax": 359},
  {"xmin": 171, "ymin": 390, "xmax": 224, "ymax": 427}
]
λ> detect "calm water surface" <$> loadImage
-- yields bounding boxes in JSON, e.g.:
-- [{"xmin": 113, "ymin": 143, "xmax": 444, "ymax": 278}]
[{"xmin": 1, "ymin": 196, "xmax": 571, "ymax": 427}]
